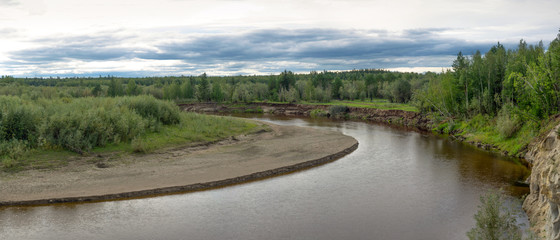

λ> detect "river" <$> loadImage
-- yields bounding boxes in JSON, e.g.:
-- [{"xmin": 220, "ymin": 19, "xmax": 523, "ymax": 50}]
[{"xmin": 0, "ymin": 114, "xmax": 529, "ymax": 240}]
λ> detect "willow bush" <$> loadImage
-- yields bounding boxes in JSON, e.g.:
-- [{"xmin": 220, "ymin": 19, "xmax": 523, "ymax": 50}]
[{"xmin": 0, "ymin": 95, "xmax": 183, "ymax": 157}]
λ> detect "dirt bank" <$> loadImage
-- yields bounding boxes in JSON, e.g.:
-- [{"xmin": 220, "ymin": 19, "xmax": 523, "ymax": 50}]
[
  {"xmin": 179, "ymin": 102, "xmax": 432, "ymax": 131},
  {"xmin": 0, "ymin": 121, "xmax": 358, "ymax": 206}
]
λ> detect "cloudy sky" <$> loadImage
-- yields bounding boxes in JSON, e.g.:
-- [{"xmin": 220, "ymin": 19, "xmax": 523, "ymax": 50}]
[{"xmin": 0, "ymin": 0, "xmax": 558, "ymax": 77}]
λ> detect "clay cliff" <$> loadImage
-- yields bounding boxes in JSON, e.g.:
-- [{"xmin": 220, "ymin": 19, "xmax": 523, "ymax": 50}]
[{"xmin": 524, "ymin": 124, "xmax": 560, "ymax": 239}]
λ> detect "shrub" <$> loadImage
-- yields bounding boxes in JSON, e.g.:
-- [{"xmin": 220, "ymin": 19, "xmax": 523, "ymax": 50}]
[
  {"xmin": 122, "ymin": 95, "xmax": 181, "ymax": 125},
  {"xmin": 496, "ymin": 105, "xmax": 520, "ymax": 138},
  {"xmin": 310, "ymin": 109, "xmax": 328, "ymax": 118},
  {"xmin": 0, "ymin": 96, "xmax": 41, "ymax": 145},
  {"xmin": 0, "ymin": 139, "xmax": 28, "ymax": 161},
  {"xmin": 41, "ymin": 98, "xmax": 152, "ymax": 153},
  {"xmin": 131, "ymin": 137, "xmax": 153, "ymax": 153},
  {"xmin": 329, "ymin": 105, "xmax": 349, "ymax": 117},
  {"xmin": 467, "ymin": 192, "xmax": 523, "ymax": 240}
]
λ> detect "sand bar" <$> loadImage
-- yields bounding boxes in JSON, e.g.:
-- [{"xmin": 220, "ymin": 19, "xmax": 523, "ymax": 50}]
[{"xmin": 0, "ymin": 122, "xmax": 358, "ymax": 206}]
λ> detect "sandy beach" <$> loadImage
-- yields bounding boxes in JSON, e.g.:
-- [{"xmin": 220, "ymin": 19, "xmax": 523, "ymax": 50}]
[{"xmin": 0, "ymin": 121, "xmax": 358, "ymax": 206}]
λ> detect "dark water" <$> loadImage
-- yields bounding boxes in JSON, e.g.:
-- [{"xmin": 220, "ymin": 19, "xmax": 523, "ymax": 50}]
[{"xmin": 0, "ymin": 115, "xmax": 529, "ymax": 240}]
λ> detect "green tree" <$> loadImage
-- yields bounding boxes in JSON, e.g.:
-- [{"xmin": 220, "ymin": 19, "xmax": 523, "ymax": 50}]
[
  {"xmin": 126, "ymin": 80, "xmax": 141, "ymax": 96},
  {"xmin": 211, "ymin": 83, "xmax": 224, "ymax": 102},
  {"xmin": 197, "ymin": 73, "xmax": 210, "ymax": 102},
  {"xmin": 331, "ymin": 77, "xmax": 342, "ymax": 99},
  {"xmin": 389, "ymin": 78, "xmax": 412, "ymax": 103},
  {"xmin": 107, "ymin": 78, "xmax": 124, "ymax": 97},
  {"xmin": 278, "ymin": 70, "xmax": 295, "ymax": 90},
  {"xmin": 453, "ymin": 51, "xmax": 470, "ymax": 113},
  {"xmin": 467, "ymin": 192, "xmax": 522, "ymax": 240},
  {"xmin": 91, "ymin": 84, "xmax": 102, "ymax": 97}
]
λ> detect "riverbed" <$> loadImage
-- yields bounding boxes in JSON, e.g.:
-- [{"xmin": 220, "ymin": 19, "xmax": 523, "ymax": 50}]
[{"xmin": 0, "ymin": 114, "xmax": 529, "ymax": 240}]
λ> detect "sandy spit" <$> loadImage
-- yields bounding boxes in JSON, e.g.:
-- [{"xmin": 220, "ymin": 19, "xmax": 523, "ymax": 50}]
[{"xmin": 0, "ymin": 121, "xmax": 358, "ymax": 206}]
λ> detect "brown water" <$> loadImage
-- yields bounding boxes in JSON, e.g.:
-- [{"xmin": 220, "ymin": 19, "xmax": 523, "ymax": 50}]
[{"xmin": 0, "ymin": 115, "xmax": 530, "ymax": 240}]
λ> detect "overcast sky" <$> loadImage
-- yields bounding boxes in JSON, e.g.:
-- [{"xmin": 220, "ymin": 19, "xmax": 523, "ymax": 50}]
[{"xmin": 0, "ymin": 0, "xmax": 558, "ymax": 77}]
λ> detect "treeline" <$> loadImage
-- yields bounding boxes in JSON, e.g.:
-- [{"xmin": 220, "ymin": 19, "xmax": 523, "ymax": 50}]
[
  {"xmin": 413, "ymin": 32, "xmax": 560, "ymax": 137},
  {"xmin": 0, "ymin": 69, "xmax": 426, "ymax": 104}
]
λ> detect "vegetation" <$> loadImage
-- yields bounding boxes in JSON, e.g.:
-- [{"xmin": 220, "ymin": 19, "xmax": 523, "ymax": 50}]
[
  {"xmin": 415, "ymin": 31, "xmax": 560, "ymax": 156},
  {"xmin": 1, "ymin": 30, "xmax": 559, "ymax": 157},
  {"xmin": 0, "ymin": 95, "xmax": 259, "ymax": 172},
  {"xmin": 0, "ymin": 69, "xmax": 423, "ymax": 105},
  {"xmin": 467, "ymin": 191, "xmax": 537, "ymax": 240}
]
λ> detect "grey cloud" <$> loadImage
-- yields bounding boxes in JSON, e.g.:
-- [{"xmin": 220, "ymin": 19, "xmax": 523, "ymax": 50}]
[
  {"xmin": 10, "ymin": 34, "xmax": 139, "ymax": 62},
  {"xmin": 147, "ymin": 28, "xmax": 492, "ymax": 62},
  {"xmin": 6, "ymin": 28, "xmax": 501, "ymax": 76}
]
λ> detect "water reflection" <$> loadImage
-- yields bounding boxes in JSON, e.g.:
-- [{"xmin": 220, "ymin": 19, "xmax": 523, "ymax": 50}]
[{"xmin": 0, "ymin": 114, "xmax": 529, "ymax": 240}]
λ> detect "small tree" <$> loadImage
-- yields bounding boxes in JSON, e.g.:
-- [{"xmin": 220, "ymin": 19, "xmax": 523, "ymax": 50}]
[
  {"xmin": 211, "ymin": 83, "xmax": 224, "ymax": 102},
  {"xmin": 92, "ymin": 84, "xmax": 102, "ymax": 97},
  {"xmin": 331, "ymin": 77, "xmax": 342, "ymax": 99},
  {"xmin": 107, "ymin": 78, "xmax": 124, "ymax": 97},
  {"xmin": 467, "ymin": 192, "xmax": 522, "ymax": 240},
  {"xmin": 197, "ymin": 73, "xmax": 210, "ymax": 102},
  {"xmin": 126, "ymin": 80, "xmax": 141, "ymax": 96}
]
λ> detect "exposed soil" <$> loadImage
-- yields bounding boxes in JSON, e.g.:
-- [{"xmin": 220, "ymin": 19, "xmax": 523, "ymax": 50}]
[
  {"xmin": 179, "ymin": 102, "xmax": 432, "ymax": 131},
  {"xmin": 0, "ymin": 121, "xmax": 358, "ymax": 206}
]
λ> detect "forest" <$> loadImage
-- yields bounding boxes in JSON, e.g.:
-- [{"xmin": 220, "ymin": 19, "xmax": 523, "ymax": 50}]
[{"xmin": 1, "ymin": 31, "xmax": 559, "ymax": 164}]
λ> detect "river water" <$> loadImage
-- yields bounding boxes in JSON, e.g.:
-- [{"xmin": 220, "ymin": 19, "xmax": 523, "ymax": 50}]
[{"xmin": 0, "ymin": 115, "xmax": 529, "ymax": 240}]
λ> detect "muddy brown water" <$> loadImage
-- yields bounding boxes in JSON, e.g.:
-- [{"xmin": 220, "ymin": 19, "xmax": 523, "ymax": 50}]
[{"xmin": 0, "ymin": 114, "xmax": 529, "ymax": 240}]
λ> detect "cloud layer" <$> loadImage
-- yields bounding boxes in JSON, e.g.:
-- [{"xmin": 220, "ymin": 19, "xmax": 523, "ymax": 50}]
[{"xmin": 3, "ymin": 28, "xmax": 501, "ymax": 76}]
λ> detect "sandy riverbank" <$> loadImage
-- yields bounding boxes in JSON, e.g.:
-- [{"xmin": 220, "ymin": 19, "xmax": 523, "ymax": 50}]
[{"xmin": 0, "ymin": 121, "xmax": 358, "ymax": 206}]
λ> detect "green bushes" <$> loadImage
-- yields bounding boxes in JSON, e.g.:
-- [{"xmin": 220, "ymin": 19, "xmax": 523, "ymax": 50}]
[
  {"xmin": 0, "ymin": 96, "xmax": 41, "ymax": 144},
  {"xmin": 496, "ymin": 105, "xmax": 520, "ymax": 138},
  {"xmin": 0, "ymin": 95, "xmax": 183, "ymax": 157},
  {"xmin": 122, "ymin": 96, "xmax": 181, "ymax": 125},
  {"xmin": 329, "ymin": 105, "xmax": 349, "ymax": 118},
  {"xmin": 466, "ymin": 192, "xmax": 535, "ymax": 240},
  {"xmin": 310, "ymin": 109, "xmax": 328, "ymax": 118}
]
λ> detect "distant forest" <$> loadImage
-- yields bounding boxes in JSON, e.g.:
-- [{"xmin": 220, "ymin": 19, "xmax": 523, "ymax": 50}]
[{"xmin": 1, "ymin": 31, "xmax": 559, "ymax": 123}]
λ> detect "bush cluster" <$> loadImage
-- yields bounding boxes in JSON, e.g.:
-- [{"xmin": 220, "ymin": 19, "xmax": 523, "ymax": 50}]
[
  {"xmin": 496, "ymin": 105, "xmax": 520, "ymax": 138},
  {"xmin": 329, "ymin": 105, "xmax": 349, "ymax": 117},
  {"xmin": 0, "ymin": 95, "xmax": 183, "ymax": 160}
]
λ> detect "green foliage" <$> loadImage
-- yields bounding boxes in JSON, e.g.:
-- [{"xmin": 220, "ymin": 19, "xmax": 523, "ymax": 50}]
[
  {"xmin": 0, "ymin": 96, "xmax": 260, "ymax": 171},
  {"xmin": 0, "ymin": 139, "xmax": 28, "ymax": 168},
  {"xmin": 107, "ymin": 78, "xmax": 124, "ymax": 97},
  {"xmin": 496, "ymin": 105, "xmax": 520, "ymax": 138},
  {"xmin": 329, "ymin": 105, "xmax": 349, "ymax": 117},
  {"xmin": 278, "ymin": 70, "xmax": 295, "ymax": 90},
  {"xmin": 331, "ymin": 77, "xmax": 343, "ymax": 99},
  {"xmin": 414, "ymin": 31, "xmax": 559, "ymax": 121},
  {"xmin": 131, "ymin": 137, "xmax": 153, "ymax": 153},
  {"xmin": 388, "ymin": 78, "xmax": 412, "ymax": 103},
  {"xmin": 123, "ymin": 95, "xmax": 181, "ymax": 126},
  {"xmin": 0, "ymin": 96, "xmax": 182, "ymax": 156},
  {"xmin": 91, "ymin": 84, "xmax": 103, "ymax": 97},
  {"xmin": 126, "ymin": 80, "xmax": 141, "ymax": 96},
  {"xmin": 0, "ymin": 96, "xmax": 41, "ymax": 144},
  {"xmin": 211, "ymin": 83, "xmax": 224, "ymax": 102},
  {"xmin": 467, "ymin": 192, "xmax": 524, "ymax": 240},
  {"xmin": 197, "ymin": 73, "xmax": 211, "ymax": 101},
  {"xmin": 310, "ymin": 109, "xmax": 328, "ymax": 118}
]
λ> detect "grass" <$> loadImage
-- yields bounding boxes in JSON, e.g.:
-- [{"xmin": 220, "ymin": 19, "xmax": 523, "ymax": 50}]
[
  {"xmin": 1, "ymin": 112, "xmax": 263, "ymax": 172},
  {"xmin": 94, "ymin": 112, "xmax": 264, "ymax": 154},
  {"xmin": 433, "ymin": 114, "xmax": 560, "ymax": 157}
]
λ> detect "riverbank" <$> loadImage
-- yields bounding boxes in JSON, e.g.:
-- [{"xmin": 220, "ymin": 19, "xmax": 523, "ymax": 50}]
[
  {"xmin": 180, "ymin": 102, "xmax": 555, "ymax": 161},
  {"xmin": 179, "ymin": 102, "xmax": 432, "ymax": 131},
  {"xmin": 0, "ymin": 121, "xmax": 358, "ymax": 206}
]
